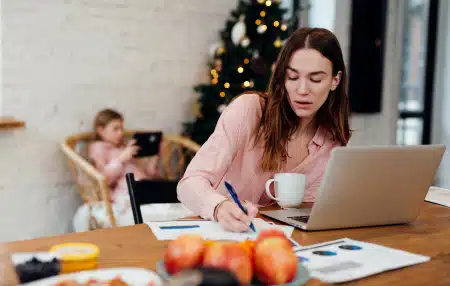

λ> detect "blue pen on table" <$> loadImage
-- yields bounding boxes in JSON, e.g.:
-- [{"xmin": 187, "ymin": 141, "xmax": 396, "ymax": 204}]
[{"xmin": 224, "ymin": 181, "xmax": 256, "ymax": 232}]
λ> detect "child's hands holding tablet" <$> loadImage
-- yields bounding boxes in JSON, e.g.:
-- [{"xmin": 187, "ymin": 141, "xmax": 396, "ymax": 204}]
[{"xmin": 119, "ymin": 139, "xmax": 140, "ymax": 163}]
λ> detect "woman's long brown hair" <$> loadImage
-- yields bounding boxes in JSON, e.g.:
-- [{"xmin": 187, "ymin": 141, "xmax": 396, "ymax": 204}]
[{"xmin": 253, "ymin": 27, "xmax": 351, "ymax": 172}]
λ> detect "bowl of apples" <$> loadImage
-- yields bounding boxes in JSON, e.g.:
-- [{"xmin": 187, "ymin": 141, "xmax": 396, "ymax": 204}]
[{"xmin": 156, "ymin": 229, "xmax": 310, "ymax": 286}]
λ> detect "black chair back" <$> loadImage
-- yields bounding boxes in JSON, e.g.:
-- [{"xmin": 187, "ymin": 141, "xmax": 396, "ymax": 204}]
[{"xmin": 126, "ymin": 173, "xmax": 179, "ymax": 224}]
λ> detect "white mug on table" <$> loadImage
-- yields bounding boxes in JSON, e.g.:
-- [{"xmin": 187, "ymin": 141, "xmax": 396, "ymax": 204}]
[{"xmin": 265, "ymin": 173, "xmax": 306, "ymax": 208}]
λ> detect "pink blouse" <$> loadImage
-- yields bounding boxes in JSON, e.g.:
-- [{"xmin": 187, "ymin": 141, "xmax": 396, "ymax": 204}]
[
  {"xmin": 177, "ymin": 93, "xmax": 341, "ymax": 220},
  {"xmin": 88, "ymin": 141, "xmax": 159, "ymax": 201}
]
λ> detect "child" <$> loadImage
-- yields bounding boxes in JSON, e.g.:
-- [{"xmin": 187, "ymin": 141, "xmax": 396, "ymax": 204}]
[{"xmin": 87, "ymin": 109, "xmax": 160, "ymax": 212}]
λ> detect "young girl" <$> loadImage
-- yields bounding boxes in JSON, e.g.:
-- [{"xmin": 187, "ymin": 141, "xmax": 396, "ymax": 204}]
[
  {"xmin": 88, "ymin": 109, "xmax": 160, "ymax": 211},
  {"xmin": 177, "ymin": 27, "xmax": 351, "ymax": 232}
]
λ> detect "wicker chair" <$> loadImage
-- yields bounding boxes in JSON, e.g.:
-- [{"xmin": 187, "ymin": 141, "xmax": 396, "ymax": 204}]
[{"xmin": 61, "ymin": 130, "xmax": 200, "ymax": 229}]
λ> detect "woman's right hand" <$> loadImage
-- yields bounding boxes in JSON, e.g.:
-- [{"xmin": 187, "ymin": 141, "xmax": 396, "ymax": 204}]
[
  {"xmin": 119, "ymin": 139, "xmax": 140, "ymax": 163},
  {"xmin": 215, "ymin": 200, "xmax": 258, "ymax": 232}
]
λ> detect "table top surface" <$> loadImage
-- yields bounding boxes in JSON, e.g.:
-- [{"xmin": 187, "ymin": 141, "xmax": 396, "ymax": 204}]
[{"xmin": 2, "ymin": 202, "xmax": 450, "ymax": 285}]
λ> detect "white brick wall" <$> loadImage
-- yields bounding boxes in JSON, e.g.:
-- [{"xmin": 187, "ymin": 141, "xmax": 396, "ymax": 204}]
[{"xmin": 0, "ymin": 0, "xmax": 238, "ymax": 242}]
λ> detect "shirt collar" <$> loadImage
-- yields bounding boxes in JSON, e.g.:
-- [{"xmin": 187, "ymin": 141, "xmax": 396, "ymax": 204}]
[{"xmin": 311, "ymin": 125, "xmax": 327, "ymax": 147}]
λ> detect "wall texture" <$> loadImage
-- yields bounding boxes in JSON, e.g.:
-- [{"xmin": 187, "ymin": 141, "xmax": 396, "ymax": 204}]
[{"xmin": 1, "ymin": 0, "xmax": 237, "ymax": 242}]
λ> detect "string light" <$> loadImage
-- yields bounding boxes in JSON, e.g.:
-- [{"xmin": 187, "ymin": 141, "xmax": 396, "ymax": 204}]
[
  {"xmin": 260, "ymin": 11, "xmax": 266, "ymax": 17},
  {"xmin": 273, "ymin": 21, "xmax": 279, "ymax": 27},
  {"xmin": 274, "ymin": 38, "xmax": 282, "ymax": 48},
  {"xmin": 211, "ymin": 69, "xmax": 217, "ymax": 76},
  {"xmin": 219, "ymin": 91, "xmax": 226, "ymax": 97},
  {"xmin": 243, "ymin": 81, "xmax": 250, "ymax": 87},
  {"xmin": 211, "ymin": 78, "xmax": 218, "ymax": 84},
  {"xmin": 281, "ymin": 24, "xmax": 287, "ymax": 31},
  {"xmin": 255, "ymin": 19, "xmax": 261, "ymax": 25},
  {"xmin": 224, "ymin": 82, "xmax": 230, "ymax": 88},
  {"xmin": 237, "ymin": 66, "xmax": 244, "ymax": 73},
  {"xmin": 244, "ymin": 58, "xmax": 249, "ymax": 64},
  {"xmin": 265, "ymin": 0, "xmax": 272, "ymax": 7},
  {"xmin": 260, "ymin": 25, "xmax": 267, "ymax": 32}
]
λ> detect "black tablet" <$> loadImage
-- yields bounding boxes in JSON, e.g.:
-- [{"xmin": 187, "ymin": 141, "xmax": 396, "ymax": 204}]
[{"xmin": 132, "ymin": 131, "xmax": 162, "ymax": 158}]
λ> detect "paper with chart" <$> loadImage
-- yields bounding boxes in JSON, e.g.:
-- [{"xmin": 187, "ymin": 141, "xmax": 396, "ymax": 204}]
[
  {"xmin": 146, "ymin": 218, "xmax": 294, "ymax": 241},
  {"xmin": 425, "ymin": 186, "xmax": 450, "ymax": 207},
  {"xmin": 294, "ymin": 238, "xmax": 430, "ymax": 283}
]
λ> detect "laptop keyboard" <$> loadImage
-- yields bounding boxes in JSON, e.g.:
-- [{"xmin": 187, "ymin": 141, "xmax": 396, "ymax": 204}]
[{"xmin": 287, "ymin": 216, "xmax": 310, "ymax": 223}]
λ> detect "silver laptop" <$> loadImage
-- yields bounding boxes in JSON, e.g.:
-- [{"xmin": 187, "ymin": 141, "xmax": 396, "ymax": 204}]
[{"xmin": 260, "ymin": 144, "xmax": 446, "ymax": 231}]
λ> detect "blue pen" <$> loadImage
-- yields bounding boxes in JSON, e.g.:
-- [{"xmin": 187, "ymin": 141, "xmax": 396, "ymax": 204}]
[{"xmin": 224, "ymin": 181, "xmax": 256, "ymax": 232}]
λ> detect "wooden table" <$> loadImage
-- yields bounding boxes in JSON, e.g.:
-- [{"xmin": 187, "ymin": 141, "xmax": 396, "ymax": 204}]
[{"xmin": 3, "ymin": 202, "xmax": 450, "ymax": 285}]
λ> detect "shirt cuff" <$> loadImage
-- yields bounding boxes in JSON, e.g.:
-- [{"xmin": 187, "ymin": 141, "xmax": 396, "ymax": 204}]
[{"xmin": 200, "ymin": 192, "xmax": 228, "ymax": 220}]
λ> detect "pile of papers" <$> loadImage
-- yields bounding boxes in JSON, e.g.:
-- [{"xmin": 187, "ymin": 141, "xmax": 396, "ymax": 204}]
[
  {"xmin": 425, "ymin": 186, "xmax": 450, "ymax": 207},
  {"xmin": 146, "ymin": 218, "xmax": 294, "ymax": 242}
]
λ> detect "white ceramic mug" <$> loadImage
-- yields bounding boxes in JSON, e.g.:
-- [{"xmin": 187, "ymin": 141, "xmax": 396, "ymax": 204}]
[{"xmin": 265, "ymin": 173, "xmax": 306, "ymax": 208}]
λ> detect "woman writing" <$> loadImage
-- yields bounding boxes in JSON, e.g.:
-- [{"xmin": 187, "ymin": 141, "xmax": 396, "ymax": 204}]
[{"xmin": 177, "ymin": 27, "xmax": 351, "ymax": 232}]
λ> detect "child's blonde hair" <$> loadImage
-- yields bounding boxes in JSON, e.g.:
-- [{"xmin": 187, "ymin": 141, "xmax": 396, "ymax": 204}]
[{"xmin": 93, "ymin": 109, "xmax": 123, "ymax": 140}]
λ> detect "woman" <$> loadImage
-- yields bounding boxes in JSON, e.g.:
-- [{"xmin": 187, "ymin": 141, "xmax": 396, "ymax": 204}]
[{"xmin": 177, "ymin": 27, "xmax": 351, "ymax": 232}]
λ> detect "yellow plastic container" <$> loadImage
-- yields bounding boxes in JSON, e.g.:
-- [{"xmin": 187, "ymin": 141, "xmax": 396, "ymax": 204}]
[{"xmin": 49, "ymin": 243, "xmax": 100, "ymax": 273}]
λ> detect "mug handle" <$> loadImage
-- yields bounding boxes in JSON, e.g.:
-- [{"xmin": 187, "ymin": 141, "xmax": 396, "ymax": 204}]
[{"xmin": 265, "ymin": 179, "xmax": 279, "ymax": 201}]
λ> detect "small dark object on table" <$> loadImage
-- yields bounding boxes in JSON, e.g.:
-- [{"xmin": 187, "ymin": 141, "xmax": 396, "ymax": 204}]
[
  {"xmin": 167, "ymin": 267, "xmax": 240, "ymax": 286},
  {"xmin": 15, "ymin": 257, "xmax": 61, "ymax": 283}
]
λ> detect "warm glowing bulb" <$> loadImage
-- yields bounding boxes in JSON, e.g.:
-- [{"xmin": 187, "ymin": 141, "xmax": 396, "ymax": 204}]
[
  {"xmin": 255, "ymin": 19, "xmax": 261, "ymax": 25},
  {"xmin": 219, "ymin": 91, "xmax": 226, "ymax": 97},
  {"xmin": 211, "ymin": 78, "xmax": 218, "ymax": 84},
  {"xmin": 244, "ymin": 58, "xmax": 249, "ymax": 64},
  {"xmin": 237, "ymin": 66, "xmax": 244, "ymax": 73},
  {"xmin": 274, "ymin": 38, "xmax": 282, "ymax": 48},
  {"xmin": 243, "ymin": 81, "xmax": 250, "ymax": 87},
  {"xmin": 224, "ymin": 82, "xmax": 230, "ymax": 88},
  {"xmin": 260, "ymin": 11, "xmax": 266, "ymax": 17},
  {"xmin": 265, "ymin": 0, "xmax": 272, "ymax": 7},
  {"xmin": 261, "ymin": 25, "xmax": 267, "ymax": 32},
  {"xmin": 211, "ymin": 69, "xmax": 217, "ymax": 75},
  {"xmin": 281, "ymin": 24, "xmax": 287, "ymax": 31},
  {"xmin": 273, "ymin": 21, "xmax": 279, "ymax": 27}
]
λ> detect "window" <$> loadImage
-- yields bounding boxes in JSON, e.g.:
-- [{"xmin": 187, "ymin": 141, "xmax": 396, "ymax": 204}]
[{"xmin": 397, "ymin": 0, "xmax": 439, "ymax": 145}]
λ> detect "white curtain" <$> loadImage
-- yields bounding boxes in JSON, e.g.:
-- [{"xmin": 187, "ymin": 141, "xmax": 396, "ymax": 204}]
[{"xmin": 431, "ymin": 0, "xmax": 450, "ymax": 188}]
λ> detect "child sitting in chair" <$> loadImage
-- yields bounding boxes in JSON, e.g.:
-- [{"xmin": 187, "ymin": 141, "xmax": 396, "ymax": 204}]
[{"xmin": 88, "ymin": 108, "xmax": 160, "ymax": 212}]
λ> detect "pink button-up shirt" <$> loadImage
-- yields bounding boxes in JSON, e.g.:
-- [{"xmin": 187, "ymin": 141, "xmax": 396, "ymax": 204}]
[{"xmin": 177, "ymin": 93, "xmax": 340, "ymax": 220}]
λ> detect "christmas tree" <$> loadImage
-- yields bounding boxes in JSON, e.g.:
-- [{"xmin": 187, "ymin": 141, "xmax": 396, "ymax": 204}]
[{"xmin": 184, "ymin": 0, "xmax": 298, "ymax": 145}]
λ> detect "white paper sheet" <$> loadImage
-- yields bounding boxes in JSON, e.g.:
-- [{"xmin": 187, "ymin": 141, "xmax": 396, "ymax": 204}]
[
  {"xmin": 146, "ymin": 218, "xmax": 295, "ymax": 242},
  {"xmin": 425, "ymin": 186, "xmax": 450, "ymax": 207},
  {"xmin": 294, "ymin": 238, "xmax": 430, "ymax": 284}
]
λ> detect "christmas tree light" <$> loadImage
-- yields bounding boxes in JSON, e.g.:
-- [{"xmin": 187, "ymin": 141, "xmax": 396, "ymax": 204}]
[{"xmin": 183, "ymin": 0, "xmax": 299, "ymax": 144}]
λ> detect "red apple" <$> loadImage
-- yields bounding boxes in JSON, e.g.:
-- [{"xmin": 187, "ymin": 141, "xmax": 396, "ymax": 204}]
[
  {"xmin": 256, "ymin": 228, "xmax": 289, "ymax": 244},
  {"xmin": 164, "ymin": 234, "xmax": 206, "ymax": 275},
  {"xmin": 256, "ymin": 229, "xmax": 292, "ymax": 250},
  {"xmin": 203, "ymin": 242, "xmax": 253, "ymax": 285},
  {"xmin": 254, "ymin": 237, "xmax": 298, "ymax": 284}
]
